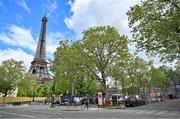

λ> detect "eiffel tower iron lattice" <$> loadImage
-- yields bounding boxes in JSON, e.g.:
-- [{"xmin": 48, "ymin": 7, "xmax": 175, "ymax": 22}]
[{"xmin": 29, "ymin": 15, "xmax": 52, "ymax": 84}]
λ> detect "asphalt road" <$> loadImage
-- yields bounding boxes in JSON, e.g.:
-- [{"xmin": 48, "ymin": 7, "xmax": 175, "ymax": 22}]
[{"xmin": 0, "ymin": 99, "xmax": 179, "ymax": 118}]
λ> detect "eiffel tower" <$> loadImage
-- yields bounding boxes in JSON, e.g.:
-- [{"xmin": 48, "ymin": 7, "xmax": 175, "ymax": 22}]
[{"xmin": 29, "ymin": 15, "xmax": 52, "ymax": 84}]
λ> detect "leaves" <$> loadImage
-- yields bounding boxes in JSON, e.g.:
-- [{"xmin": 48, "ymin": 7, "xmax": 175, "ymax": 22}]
[
  {"xmin": 0, "ymin": 59, "xmax": 25, "ymax": 97},
  {"xmin": 17, "ymin": 73, "xmax": 36, "ymax": 97},
  {"xmin": 52, "ymin": 26, "xmax": 129, "ymax": 94},
  {"xmin": 127, "ymin": 0, "xmax": 180, "ymax": 61},
  {"xmin": 82, "ymin": 26, "xmax": 129, "ymax": 91}
]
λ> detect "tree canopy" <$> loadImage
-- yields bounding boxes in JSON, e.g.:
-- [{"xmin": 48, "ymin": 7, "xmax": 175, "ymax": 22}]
[
  {"xmin": 0, "ymin": 59, "xmax": 25, "ymax": 97},
  {"xmin": 52, "ymin": 26, "xmax": 130, "ymax": 95},
  {"xmin": 127, "ymin": 0, "xmax": 180, "ymax": 61},
  {"xmin": 82, "ymin": 26, "xmax": 129, "ymax": 91},
  {"xmin": 17, "ymin": 73, "xmax": 36, "ymax": 97},
  {"xmin": 51, "ymin": 25, "xmax": 177, "ymax": 96}
]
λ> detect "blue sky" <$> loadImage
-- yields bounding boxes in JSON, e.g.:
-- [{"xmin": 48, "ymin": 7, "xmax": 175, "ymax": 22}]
[{"xmin": 0, "ymin": 0, "xmax": 169, "ymax": 68}]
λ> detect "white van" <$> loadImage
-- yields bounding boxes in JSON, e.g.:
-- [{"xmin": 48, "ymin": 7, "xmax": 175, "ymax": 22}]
[{"xmin": 111, "ymin": 94, "xmax": 124, "ymax": 104}]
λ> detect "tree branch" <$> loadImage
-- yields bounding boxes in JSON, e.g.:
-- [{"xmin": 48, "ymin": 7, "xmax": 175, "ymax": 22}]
[{"xmin": 166, "ymin": 0, "xmax": 180, "ymax": 10}]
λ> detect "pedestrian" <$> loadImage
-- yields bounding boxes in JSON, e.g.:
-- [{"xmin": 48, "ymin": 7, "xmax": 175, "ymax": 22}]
[
  {"xmin": 84, "ymin": 97, "xmax": 89, "ymax": 110},
  {"xmin": 81, "ymin": 97, "xmax": 85, "ymax": 109}
]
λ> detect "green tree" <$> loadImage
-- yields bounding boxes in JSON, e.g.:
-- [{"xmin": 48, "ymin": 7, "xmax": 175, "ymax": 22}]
[
  {"xmin": 127, "ymin": 0, "xmax": 180, "ymax": 61},
  {"xmin": 120, "ymin": 56, "xmax": 152, "ymax": 95},
  {"xmin": 82, "ymin": 26, "xmax": 129, "ymax": 93},
  {"xmin": 149, "ymin": 67, "xmax": 168, "ymax": 88},
  {"xmin": 17, "ymin": 73, "xmax": 36, "ymax": 97},
  {"xmin": 36, "ymin": 84, "xmax": 51, "ymax": 97},
  {"xmin": 175, "ymin": 61, "xmax": 180, "ymax": 79},
  {"xmin": 51, "ymin": 40, "xmax": 85, "ymax": 96},
  {"xmin": 75, "ymin": 74, "xmax": 101, "ymax": 96},
  {"xmin": 52, "ymin": 26, "xmax": 129, "ymax": 96},
  {"xmin": 109, "ymin": 54, "xmax": 131, "ymax": 94},
  {"xmin": 0, "ymin": 59, "xmax": 25, "ymax": 102}
]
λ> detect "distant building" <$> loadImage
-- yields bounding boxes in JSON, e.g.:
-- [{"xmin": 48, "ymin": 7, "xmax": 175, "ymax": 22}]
[
  {"xmin": 166, "ymin": 80, "xmax": 180, "ymax": 98},
  {"xmin": 106, "ymin": 87, "xmax": 118, "ymax": 99},
  {"xmin": 148, "ymin": 80, "xmax": 180, "ymax": 99}
]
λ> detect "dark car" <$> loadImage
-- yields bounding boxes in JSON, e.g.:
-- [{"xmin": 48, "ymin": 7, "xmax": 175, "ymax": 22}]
[
  {"xmin": 53, "ymin": 98, "xmax": 68, "ymax": 106},
  {"xmin": 125, "ymin": 96, "xmax": 138, "ymax": 107},
  {"xmin": 136, "ymin": 98, "xmax": 147, "ymax": 106},
  {"xmin": 89, "ymin": 96, "xmax": 96, "ymax": 104}
]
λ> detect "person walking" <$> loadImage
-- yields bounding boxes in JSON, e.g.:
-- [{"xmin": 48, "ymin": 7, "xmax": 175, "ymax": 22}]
[{"xmin": 84, "ymin": 97, "xmax": 89, "ymax": 110}]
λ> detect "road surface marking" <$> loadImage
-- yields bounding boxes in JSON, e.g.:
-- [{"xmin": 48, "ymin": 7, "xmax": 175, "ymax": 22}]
[
  {"xmin": 167, "ymin": 111, "xmax": 179, "ymax": 116},
  {"xmin": 21, "ymin": 109, "xmax": 62, "ymax": 115},
  {"xmin": 136, "ymin": 106, "xmax": 180, "ymax": 110},
  {"xmin": 0, "ymin": 111, "xmax": 35, "ymax": 118}
]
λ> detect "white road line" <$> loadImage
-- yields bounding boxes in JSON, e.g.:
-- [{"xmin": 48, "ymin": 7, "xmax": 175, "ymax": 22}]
[
  {"xmin": 138, "ymin": 106, "xmax": 180, "ymax": 110},
  {"xmin": 0, "ymin": 111, "xmax": 35, "ymax": 118},
  {"xmin": 138, "ymin": 109, "xmax": 156, "ymax": 114},
  {"xmin": 155, "ymin": 110, "xmax": 168, "ymax": 115},
  {"xmin": 167, "ymin": 111, "xmax": 179, "ymax": 116},
  {"xmin": 22, "ymin": 110, "xmax": 62, "ymax": 115}
]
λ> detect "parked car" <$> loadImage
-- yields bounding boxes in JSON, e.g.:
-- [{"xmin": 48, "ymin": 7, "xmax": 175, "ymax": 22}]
[
  {"xmin": 53, "ymin": 98, "xmax": 68, "ymax": 106},
  {"xmin": 125, "ymin": 96, "xmax": 137, "ymax": 107},
  {"xmin": 125, "ymin": 95, "xmax": 147, "ymax": 107},
  {"xmin": 89, "ymin": 96, "xmax": 96, "ymax": 104},
  {"xmin": 111, "ymin": 94, "xmax": 124, "ymax": 105}
]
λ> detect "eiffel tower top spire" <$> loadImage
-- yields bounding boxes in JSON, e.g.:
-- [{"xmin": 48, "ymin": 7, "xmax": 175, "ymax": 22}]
[
  {"xmin": 34, "ymin": 14, "xmax": 47, "ymax": 61},
  {"xmin": 29, "ymin": 15, "xmax": 51, "ymax": 84}
]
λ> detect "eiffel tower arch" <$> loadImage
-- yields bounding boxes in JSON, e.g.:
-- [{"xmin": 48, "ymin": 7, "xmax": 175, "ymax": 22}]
[{"xmin": 29, "ymin": 15, "xmax": 52, "ymax": 84}]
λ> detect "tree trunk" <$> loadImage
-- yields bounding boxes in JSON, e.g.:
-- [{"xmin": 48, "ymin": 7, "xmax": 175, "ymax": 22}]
[
  {"xmin": 71, "ymin": 79, "xmax": 74, "ymax": 96},
  {"xmin": 101, "ymin": 80, "xmax": 107, "ymax": 100},
  {"xmin": 172, "ymin": 79, "xmax": 177, "ymax": 98},
  {"xmin": 32, "ymin": 84, "xmax": 37, "ymax": 102},
  {"xmin": 3, "ymin": 94, "xmax": 7, "ymax": 104},
  {"xmin": 101, "ymin": 70, "xmax": 107, "ymax": 92},
  {"xmin": 122, "ymin": 78, "xmax": 125, "ymax": 94}
]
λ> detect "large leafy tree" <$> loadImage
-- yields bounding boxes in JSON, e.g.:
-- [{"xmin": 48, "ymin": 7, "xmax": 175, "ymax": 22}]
[
  {"xmin": 82, "ymin": 26, "xmax": 129, "ymax": 92},
  {"xmin": 127, "ymin": 0, "xmax": 180, "ymax": 61},
  {"xmin": 52, "ymin": 40, "xmax": 83, "ymax": 96},
  {"xmin": 124, "ymin": 56, "xmax": 152, "ymax": 95},
  {"xmin": 109, "ymin": 54, "xmax": 132, "ymax": 94},
  {"xmin": 52, "ymin": 40, "xmax": 100, "ymax": 96},
  {"xmin": 0, "ymin": 59, "xmax": 25, "ymax": 102},
  {"xmin": 52, "ymin": 26, "xmax": 129, "ymax": 95}
]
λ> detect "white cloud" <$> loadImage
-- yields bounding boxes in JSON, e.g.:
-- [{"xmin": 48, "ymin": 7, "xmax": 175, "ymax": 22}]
[
  {"xmin": 0, "ymin": 25, "xmax": 63, "ymax": 60},
  {"xmin": 0, "ymin": 48, "xmax": 33, "ymax": 69},
  {"xmin": 49, "ymin": 1, "xmax": 57, "ymax": 12},
  {"xmin": 46, "ymin": 32, "xmax": 64, "ymax": 58},
  {"xmin": 46, "ymin": 0, "xmax": 58, "ymax": 16},
  {"xmin": 0, "ymin": 25, "xmax": 36, "ymax": 52},
  {"xmin": 65, "ymin": 0, "xmax": 173, "ymax": 67},
  {"xmin": 17, "ymin": 0, "xmax": 31, "ymax": 13},
  {"xmin": 65, "ymin": 0, "xmax": 141, "ymax": 36}
]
